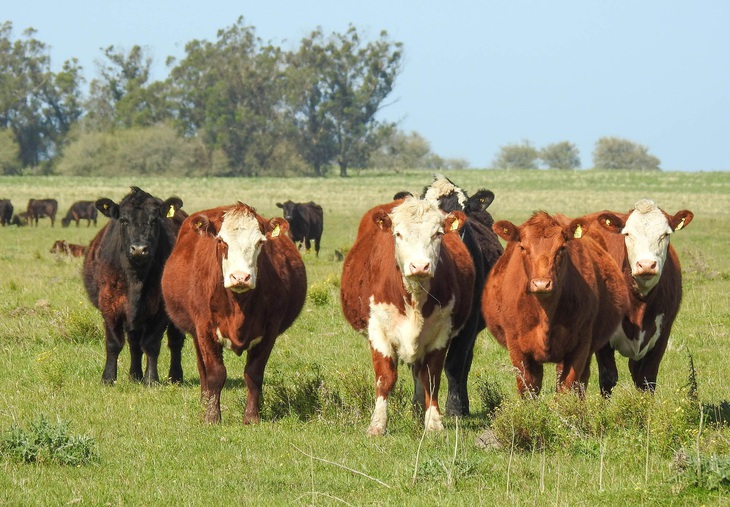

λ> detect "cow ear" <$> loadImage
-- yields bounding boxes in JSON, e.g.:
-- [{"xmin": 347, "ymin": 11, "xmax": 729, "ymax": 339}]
[
  {"xmin": 494, "ymin": 220, "xmax": 519, "ymax": 242},
  {"xmin": 267, "ymin": 217, "xmax": 289, "ymax": 239},
  {"xmin": 372, "ymin": 209, "xmax": 392, "ymax": 231},
  {"xmin": 596, "ymin": 212, "xmax": 625, "ymax": 234},
  {"xmin": 567, "ymin": 219, "xmax": 589, "ymax": 240},
  {"xmin": 444, "ymin": 211, "xmax": 467, "ymax": 233},
  {"xmin": 670, "ymin": 210, "xmax": 693, "ymax": 232},
  {"xmin": 393, "ymin": 191, "xmax": 413, "ymax": 201},
  {"xmin": 192, "ymin": 214, "xmax": 215, "ymax": 237},
  {"xmin": 469, "ymin": 189, "xmax": 495, "ymax": 211},
  {"xmin": 161, "ymin": 197, "xmax": 183, "ymax": 219},
  {"xmin": 276, "ymin": 202, "xmax": 283, "ymax": 209},
  {"xmin": 95, "ymin": 198, "xmax": 119, "ymax": 219}
]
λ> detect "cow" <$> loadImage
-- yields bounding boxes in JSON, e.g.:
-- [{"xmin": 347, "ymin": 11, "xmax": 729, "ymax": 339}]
[
  {"xmin": 162, "ymin": 203, "xmax": 307, "ymax": 424},
  {"xmin": 10, "ymin": 213, "xmax": 28, "ymax": 227},
  {"xmin": 275, "ymin": 200, "xmax": 323, "ymax": 257},
  {"xmin": 0, "ymin": 199, "xmax": 13, "ymax": 226},
  {"xmin": 482, "ymin": 211, "xmax": 629, "ymax": 396},
  {"xmin": 50, "ymin": 239, "xmax": 87, "ymax": 257},
  {"xmin": 340, "ymin": 197, "xmax": 475, "ymax": 435},
  {"xmin": 27, "ymin": 198, "xmax": 58, "ymax": 227},
  {"xmin": 83, "ymin": 187, "xmax": 185, "ymax": 385},
  {"xmin": 62, "ymin": 201, "xmax": 98, "ymax": 227},
  {"xmin": 580, "ymin": 199, "xmax": 693, "ymax": 395}
]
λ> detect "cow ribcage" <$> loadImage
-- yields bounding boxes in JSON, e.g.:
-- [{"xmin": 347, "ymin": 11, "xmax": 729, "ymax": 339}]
[{"xmin": 368, "ymin": 295, "xmax": 455, "ymax": 364}]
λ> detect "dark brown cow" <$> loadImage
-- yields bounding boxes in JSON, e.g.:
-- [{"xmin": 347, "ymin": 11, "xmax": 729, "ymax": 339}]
[
  {"xmin": 83, "ymin": 187, "xmax": 185, "ymax": 385},
  {"xmin": 579, "ymin": 199, "xmax": 693, "ymax": 395},
  {"xmin": 482, "ymin": 212, "xmax": 629, "ymax": 395},
  {"xmin": 50, "ymin": 239, "xmax": 87, "ymax": 257},
  {"xmin": 0, "ymin": 199, "xmax": 13, "ymax": 226},
  {"xmin": 275, "ymin": 200, "xmax": 323, "ymax": 256},
  {"xmin": 341, "ymin": 197, "xmax": 475, "ymax": 435},
  {"xmin": 27, "ymin": 198, "xmax": 58, "ymax": 227},
  {"xmin": 162, "ymin": 203, "xmax": 307, "ymax": 424},
  {"xmin": 62, "ymin": 201, "xmax": 98, "ymax": 227}
]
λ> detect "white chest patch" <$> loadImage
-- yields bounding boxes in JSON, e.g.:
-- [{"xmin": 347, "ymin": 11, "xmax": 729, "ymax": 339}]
[
  {"xmin": 368, "ymin": 295, "xmax": 456, "ymax": 364},
  {"xmin": 609, "ymin": 314, "xmax": 665, "ymax": 360}
]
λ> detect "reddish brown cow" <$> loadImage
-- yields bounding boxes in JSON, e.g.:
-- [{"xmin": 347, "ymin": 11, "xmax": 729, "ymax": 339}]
[
  {"xmin": 50, "ymin": 239, "xmax": 87, "ymax": 257},
  {"xmin": 162, "ymin": 203, "xmax": 307, "ymax": 424},
  {"xmin": 579, "ymin": 199, "xmax": 693, "ymax": 395},
  {"xmin": 341, "ymin": 197, "xmax": 475, "ymax": 435},
  {"xmin": 482, "ymin": 212, "xmax": 629, "ymax": 395},
  {"xmin": 27, "ymin": 198, "xmax": 59, "ymax": 227}
]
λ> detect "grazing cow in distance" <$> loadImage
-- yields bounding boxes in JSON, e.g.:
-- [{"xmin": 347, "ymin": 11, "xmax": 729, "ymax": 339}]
[
  {"xmin": 162, "ymin": 203, "xmax": 306, "ymax": 424},
  {"xmin": 83, "ymin": 187, "xmax": 186, "ymax": 385},
  {"xmin": 0, "ymin": 199, "xmax": 13, "ymax": 226},
  {"xmin": 580, "ymin": 199, "xmax": 693, "ymax": 395},
  {"xmin": 482, "ymin": 211, "xmax": 629, "ymax": 396},
  {"xmin": 341, "ymin": 197, "xmax": 475, "ymax": 435},
  {"xmin": 275, "ymin": 200, "xmax": 323, "ymax": 257},
  {"xmin": 50, "ymin": 239, "xmax": 87, "ymax": 257},
  {"xmin": 62, "ymin": 201, "xmax": 98, "ymax": 227},
  {"xmin": 27, "ymin": 198, "xmax": 58, "ymax": 227}
]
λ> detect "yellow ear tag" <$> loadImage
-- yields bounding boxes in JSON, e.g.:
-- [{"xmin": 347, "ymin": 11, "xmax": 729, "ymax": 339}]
[
  {"xmin": 271, "ymin": 223, "xmax": 280, "ymax": 237},
  {"xmin": 195, "ymin": 221, "xmax": 203, "ymax": 229},
  {"xmin": 574, "ymin": 224, "xmax": 583, "ymax": 239},
  {"xmin": 166, "ymin": 205, "xmax": 175, "ymax": 218},
  {"xmin": 450, "ymin": 218, "xmax": 460, "ymax": 231},
  {"xmin": 676, "ymin": 217, "xmax": 685, "ymax": 230},
  {"xmin": 104, "ymin": 203, "xmax": 109, "ymax": 209},
  {"xmin": 605, "ymin": 218, "xmax": 611, "ymax": 226}
]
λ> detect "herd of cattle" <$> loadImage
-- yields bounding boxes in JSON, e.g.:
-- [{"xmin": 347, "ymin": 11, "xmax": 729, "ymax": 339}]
[{"xmin": 1, "ymin": 174, "xmax": 694, "ymax": 434}]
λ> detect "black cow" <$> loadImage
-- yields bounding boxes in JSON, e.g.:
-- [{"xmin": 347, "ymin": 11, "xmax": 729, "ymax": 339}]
[
  {"xmin": 83, "ymin": 187, "xmax": 186, "ymax": 385},
  {"xmin": 0, "ymin": 199, "xmax": 12, "ymax": 226},
  {"xmin": 397, "ymin": 173, "xmax": 504, "ymax": 416},
  {"xmin": 275, "ymin": 200, "xmax": 324, "ymax": 257},
  {"xmin": 27, "ymin": 198, "xmax": 58, "ymax": 227},
  {"xmin": 62, "ymin": 201, "xmax": 98, "ymax": 227}
]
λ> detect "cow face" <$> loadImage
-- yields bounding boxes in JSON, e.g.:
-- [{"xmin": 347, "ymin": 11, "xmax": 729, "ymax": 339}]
[
  {"xmin": 495, "ymin": 212, "xmax": 583, "ymax": 297},
  {"xmin": 374, "ymin": 197, "xmax": 465, "ymax": 288},
  {"xmin": 276, "ymin": 201, "xmax": 297, "ymax": 222},
  {"xmin": 96, "ymin": 187, "xmax": 183, "ymax": 267},
  {"xmin": 598, "ymin": 199, "xmax": 693, "ymax": 294},
  {"xmin": 194, "ymin": 205, "xmax": 289, "ymax": 293}
]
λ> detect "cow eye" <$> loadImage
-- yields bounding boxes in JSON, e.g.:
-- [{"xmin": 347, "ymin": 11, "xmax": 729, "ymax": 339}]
[{"xmin": 395, "ymin": 232, "xmax": 402, "ymax": 239}]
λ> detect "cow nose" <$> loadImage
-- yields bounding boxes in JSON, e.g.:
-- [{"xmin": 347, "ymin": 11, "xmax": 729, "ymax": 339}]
[
  {"xmin": 228, "ymin": 272, "xmax": 254, "ymax": 292},
  {"xmin": 129, "ymin": 244, "xmax": 149, "ymax": 257},
  {"xmin": 635, "ymin": 260, "xmax": 658, "ymax": 276},
  {"xmin": 530, "ymin": 278, "xmax": 553, "ymax": 293},
  {"xmin": 408, "ymin": 261, "xmax": 431, "ymax": 277}
]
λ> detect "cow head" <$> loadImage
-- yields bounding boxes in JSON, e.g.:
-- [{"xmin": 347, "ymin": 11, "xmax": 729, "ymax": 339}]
[
  {"xmin": 96, "ymin": 187, "xmax": 183, "ymax": 267},
  {"xmin": 373, "ymin": 197, "xmax": 466, "ymax": 292},
  {"xmin": 276, "ymin": 200, "xmax": 297, "ymax": 222},
  {"xmin": 495, "ymin": 212, "xmax": 587, "ymax": 297},
  {"xmin": 597, "ymin": 199, "xmax": 693, "ymax": 295},
  {"xmin": 422, "ymin": 173, "xmax": 495, "ymax": 215},
  {"xmin": 192, "ymin": 203, "xmax": 289, "ymax": 293}
]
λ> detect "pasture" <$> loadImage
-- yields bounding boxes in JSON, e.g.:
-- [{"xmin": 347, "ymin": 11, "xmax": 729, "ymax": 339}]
[{"xmin": 1, "ymin": 170, "xmax": 729, "ymax": 505}]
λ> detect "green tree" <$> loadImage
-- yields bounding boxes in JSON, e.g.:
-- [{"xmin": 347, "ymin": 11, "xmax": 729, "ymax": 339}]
[
  {"xmin": 540, "ymin": 141, "xmax": 580, "ymax": 169},
  {"xmin": 0, "ymin": 22, "xmax": 83, "ymax": 170},
  {"xmin": 592, "ymin": 136, "xmax": 661, "ymax": 171},
  {"xmin": 287, "ymin": 25, "xmax": 403, "ymax": 177},
  {"xmin": 167, "ymin": 17, "xmax": 287, "ymax": 176},
  {"xmin": 0, "ymin": 128, "xmax": 21, "ymax": 174},
  {"xmin": 492, "ymin": 140, "xmax": 539, "ymax": 169}
]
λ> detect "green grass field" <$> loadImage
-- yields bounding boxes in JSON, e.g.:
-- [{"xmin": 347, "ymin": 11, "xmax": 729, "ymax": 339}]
[{"xmin": 1, "ymin": 170, "xmax": 729, "ymax": 505}]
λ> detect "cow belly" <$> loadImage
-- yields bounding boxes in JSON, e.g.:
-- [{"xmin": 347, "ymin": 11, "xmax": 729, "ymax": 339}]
[
  {"xmin": 610, "ymin": 314, "xmax": 664, "ymax": 360},
  {"xmin": 368, "ymin": 296, "xmax": 455, "ymax": 364}
]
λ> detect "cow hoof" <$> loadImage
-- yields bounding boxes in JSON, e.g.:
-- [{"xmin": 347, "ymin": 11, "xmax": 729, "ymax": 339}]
[
  {"xmin": 424, "ymin": 407, "xmax": 444, "ymax": 432},
  {"xmin": 367, "ymin": 424, "xmax": 386, "ymax": 436}
]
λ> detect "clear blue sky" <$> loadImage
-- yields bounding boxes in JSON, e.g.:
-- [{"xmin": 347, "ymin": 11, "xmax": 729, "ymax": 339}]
[{"xmin": 6, "ymin": 1, "xmax": 729, "ymax": 171}]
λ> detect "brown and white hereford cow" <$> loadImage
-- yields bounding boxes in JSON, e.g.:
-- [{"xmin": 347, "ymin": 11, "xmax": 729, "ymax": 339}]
[
  {"xmin": 340, "ymin": 197, "xmax": 475, "ymax": 435},
  {"xmin": 482, "ymin": 212, "xmax": 629, "ymax": 396},
  {"xmin": 581, "ymin": 199, "xmax": 693, "ymax": 395},
  {"xmin": 50, "ymin": 239, "xmax": 87, "ymax": 257},
  {"xmin": 162, "ymin": 203, "xmax": 307, "ymax": 424}
]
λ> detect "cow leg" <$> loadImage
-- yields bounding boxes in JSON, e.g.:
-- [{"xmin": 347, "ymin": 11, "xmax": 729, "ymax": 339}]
[
  {"xmin": 410, "ymin": 365, "xmax": 426, "ymax": 416},
  {"xmin": 595, "ymin": 343, "xmax": 619, "ymax": 397},
  {"xmin": 126, "ymin": 329, "xmax": 145, "ymax": 382},
  {"xmin": 303, "ymin": 237, "xmax": 312, "ymax": 254},
  {"xmin": 417, "ymin": 348, "xmax": 447, "ymax": 432},
  {"xmin": 557, "ymin": 344, "xmax": 591, "ymax": 396},
  {"xmin": 141, "ymin": 321, "xmax": 167, "ymax": 385},
  {"xmin": 243, "ymin": 337, "xmax": 277, "ymax": 425},
  {"xmin": 368, "ymin": 347, "xmax": 397, "ymax": 436},
  {"xmin": 196, "ymin": 329, "xmax": 226, "ymax": 424},
  {"xmin": 102, "ymin": 320, "xmax": 125, "ymax": 384},
  {"xmin": 314, "ymin": 236, "xmax": 320, "ymax": 257},
  {"xmin": 166, "ymin": 324, "xmax": 185, "ymax": 384},
  {"xmin": 444, "ymin": 316, "xmax": 479, "ymax": 416},
  {"xmin": 509, "ymin": 349, "xmax": 543, "ymax": 397},
  {"xmin": 629, "ymin": 333, "xmax": 669, "ymax": 393}
]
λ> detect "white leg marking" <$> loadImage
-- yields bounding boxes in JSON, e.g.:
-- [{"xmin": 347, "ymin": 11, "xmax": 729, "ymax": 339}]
[
  {"xmin": 367, "ymin": 396, "xmax": 388, "ymax": 436},
  {"xmin": 424, "ymin": 405, "xmax": 443, "ymax": 432}
]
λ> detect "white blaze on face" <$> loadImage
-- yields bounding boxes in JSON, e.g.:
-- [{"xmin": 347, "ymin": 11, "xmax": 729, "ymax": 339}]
[
  {"xmin": 622, "ymin": 199, "xmax": 672, "ymax": 294},
  {"xmin": 390, "ymin": 198, "xmax": 445, "ymax": 282},
  {"xmin": 217, "ymin": 208, "xmax": 266, "ymax": 292}
]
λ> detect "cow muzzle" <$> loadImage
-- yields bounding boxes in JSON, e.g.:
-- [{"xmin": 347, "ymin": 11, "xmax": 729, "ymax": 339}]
[
  {"xmin": 529, "ymin": 277, "xmax": 553, "ymax": 294},
  {"xmin": 226, "ymin": 271, "xmax": 255, "ymax": 293},
  {"xmin": 633, "ymin": 259, "xmax": 659, "ymax": 279},
  {"xmin": 406, "ymin": 261, "xmax": 432, "ymax": 279},
  {"xmin": 128, "ymin": 244, "xmax": 151, "ymax": 263}
]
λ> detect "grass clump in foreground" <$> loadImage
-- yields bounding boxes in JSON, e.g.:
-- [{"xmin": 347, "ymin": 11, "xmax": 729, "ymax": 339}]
[{"xmin": 1, "ymin": 414, "xmax": 99, "ymax": 466}]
